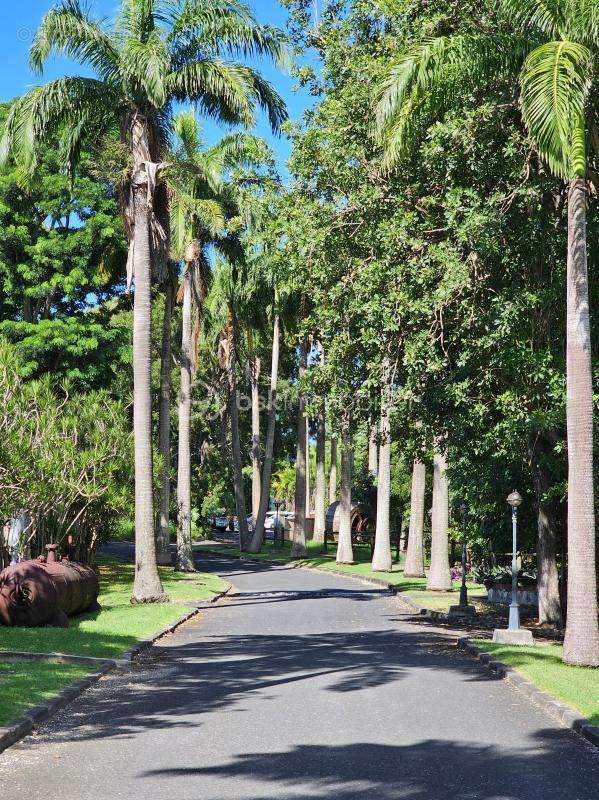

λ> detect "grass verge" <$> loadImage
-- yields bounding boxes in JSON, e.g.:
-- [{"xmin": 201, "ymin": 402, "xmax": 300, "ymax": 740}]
[
  {"xmin": 475, "ymin": 640, "xmax": 599, "ymax": 727},
  {"xmin": 0, "ymin": 661, "xmax": 91, "ymax": 726},
  {"xmin": 0, "ymin": 559, "xmax": 230, "ymax": 660}
]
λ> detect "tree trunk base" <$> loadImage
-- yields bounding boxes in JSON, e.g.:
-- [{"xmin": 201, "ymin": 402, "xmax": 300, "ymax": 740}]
[
  {"xmin": 130, "ymin": 593, "xmax": 169, "ymax": 604},
  {"xmin": 291, "ymin": 546, "xmax": 308, "ymax": 558},
  {"xmin": 404, "ymin": 571, "xmax": 426, "ymax": 578},
  {"xmin": 426, "ymin": 581, "xmax": 453, "ymax": 592}
]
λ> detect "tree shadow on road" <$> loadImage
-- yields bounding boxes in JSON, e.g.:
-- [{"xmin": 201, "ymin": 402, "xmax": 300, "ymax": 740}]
[
  {"xmin": 28, "ymin": 626, "xmax": 503, "ymax": 744},
  {"xmin": 140, "ymin": 735, "xmax": 599, "ymax": 799}
]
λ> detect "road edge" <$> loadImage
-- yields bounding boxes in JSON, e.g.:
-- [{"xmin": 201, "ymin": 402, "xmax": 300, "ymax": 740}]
[{"xmin": 0, "ymin": 584, "xmax": 231, "ymax": 755}]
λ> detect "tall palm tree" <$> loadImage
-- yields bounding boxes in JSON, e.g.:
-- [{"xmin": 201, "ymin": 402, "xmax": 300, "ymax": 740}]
[
  {"xmin": 248, "ymin": 296, "xmax": 281, "ymax": 552},
  {"xmin": 404, "ymin": 458, "xmax": 426, "ymax": 577},
  {"xmin": 376, "ymin": 0, "xmax": 599, "ymax": 663},
  {"xmin": 427, "ymin": 449, "xmax": 452, "ymax": 591},
  {"xmin": 155, "ymin": 270, "xmax": 176, "ymax": 566},
  {"xmin": 2, "ymin": 0, "xmax": 288, "ymax": 602},
  {"xmin": 336, "ymin": 410, "xmax": 354, "ymax": 564},
  {"xmin": 371, "ymin": 360, "xmax": 393, "ymax": 572},
  {"xmin": 313, "ymin": 346, "xmax": 327, "ymax": 544},
  {"xmin": 249, "ymin": 340, "xmax": 262, "ymax": 527},
  {"xmin": 169, "ymin": 112, "xmax": 266, "ymax": 566},
  {"xmin": 329, "ymin": 435, "xmax": 338, "ymax": 504},
  {"xmin": 368, "ymin": 419, "xmax": 379, "ymax": 477},
  {"xmin": 291, "ymin": 338, "xmax": 309, "ymax": 558}
]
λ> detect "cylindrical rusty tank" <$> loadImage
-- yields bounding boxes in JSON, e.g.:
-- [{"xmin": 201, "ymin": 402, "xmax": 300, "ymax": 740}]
[
  {"xmin": 0, "ymin": 545, "xmax": 99, "ymax": 628},
  {"xmin": 325, "ymin": 501, "xmax": 373, "ymax": 534}
]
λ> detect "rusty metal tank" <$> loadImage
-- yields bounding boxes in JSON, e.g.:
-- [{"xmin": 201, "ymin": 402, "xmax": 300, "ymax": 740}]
[
  {"xmin": 325, "ymin": 502, "xmax": 373, "ymax": 534},
  {"xmin": 0, "ymin": 545, "xmax": 99, "ymax": 628}
]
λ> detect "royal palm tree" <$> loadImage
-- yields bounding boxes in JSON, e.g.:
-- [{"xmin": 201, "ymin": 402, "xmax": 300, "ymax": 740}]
[
  {"xmin": 1, "ymin": 0, "xmax": 288, "ymax": 601},
  {"xmin": 291, "ymin": 338, "xmax": 309, "ymax": 558},
  {"xmin": 336, "ymin": 410, "xmax": 354, "ymax": 564},
  {"xmin": 170, "ymin": 113, "xmax": 270, "ymax": 561},
  {"xmin": 404, "ymin": 458, "xmax": 426, "ymax": 578},
  {"xmin": 313, "ymin": 343, "xmax": 327, "ymax": 544},
  {"xmin": 427, "ymin": 449, "xmax": 452, "ymax": 591},
  {"xmin": 376, "ymin": 0, "xmax": 599, "ymax": 663},
  {"xmin": 247, "ymin": 286, "xmax": 283, "ymax": 553},
  {"xmin": 371, "ymin": 358, "xmax": 394, "ymax": 572},
  {"xmin": 329, "ymin": 435, "xmax": 338, "ymax": 504},
  {"xmin": 155, "ymin": 267, "xmax": 177, "ymax": 566}
]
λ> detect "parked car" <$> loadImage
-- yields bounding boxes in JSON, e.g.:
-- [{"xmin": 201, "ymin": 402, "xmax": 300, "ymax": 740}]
[{"xmin": 213, "ymin": 515, "xmax": 228, "ymax": 531}]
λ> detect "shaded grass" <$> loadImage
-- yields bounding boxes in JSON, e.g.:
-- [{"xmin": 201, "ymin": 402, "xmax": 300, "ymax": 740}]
[
  {"xmin": 0, "ymin": 661, "xmax": 91, "ymax": 726},
  {"xmin": 0, "ymin": 559, "xmax": 229, "ymax": 659},
  {"xmin": 475, "ymin": 640, "xmax": 599, "ymax": 726}
]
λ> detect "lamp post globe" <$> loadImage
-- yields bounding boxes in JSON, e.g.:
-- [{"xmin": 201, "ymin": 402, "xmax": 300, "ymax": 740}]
[{"xmin": 507, "ymin": 490, "xmax": 522, "ymax": 509}]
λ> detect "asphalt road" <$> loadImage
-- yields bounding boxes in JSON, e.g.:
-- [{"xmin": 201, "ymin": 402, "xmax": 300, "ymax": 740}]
[{"xmin": 1, "ymin": 553, "xmax": 598, "ymax": 799}]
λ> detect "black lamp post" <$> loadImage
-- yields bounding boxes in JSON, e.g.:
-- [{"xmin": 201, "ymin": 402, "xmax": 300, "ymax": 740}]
[
  {"xmin": 274, "ymin": 498, "xmax": 283, "ymax": 547},
  {"xmin": 458, "ymin": 501, "xmax": 469, "ymax": 609},
  {"xmin": 449, "ymin": 501, "xmax": 476, "ymax": 618}
]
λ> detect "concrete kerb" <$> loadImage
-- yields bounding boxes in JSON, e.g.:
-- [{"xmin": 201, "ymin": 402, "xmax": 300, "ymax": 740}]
[
  {"xmin": 456, "ymin": 636, "xmax": 599, "ymax": 750},
  {"xmin": 0, "ymin": 583, "xmax": 232, "ymax": 755},
  {"xmin": 201, "ymin": 552, "xmax": 599, "ymax": 753}
]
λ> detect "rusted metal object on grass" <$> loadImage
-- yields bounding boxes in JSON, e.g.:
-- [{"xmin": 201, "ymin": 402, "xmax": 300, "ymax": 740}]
[{"xmin": 0, "ymin": 546, "xmax": 100, "ymax": 628}]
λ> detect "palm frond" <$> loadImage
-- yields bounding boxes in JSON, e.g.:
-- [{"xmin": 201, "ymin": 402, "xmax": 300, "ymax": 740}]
[
  {"xmin": 375, "ymin": 33, "xmax": 533, "ymax": 165},
  {"xmin": 29, "ymin": 0, "xmax": 120, "ymax": 81},
  {"xmin": 169, "ymin": 0, "xmax": 291, "ymax": 71},
  {"xmin": 173, "ymin": 110, "xmax": 202, "ymax": 159},
  {"xmin": 167, "ymin": 59, "xmax": 286, "ymax": 131},
  {"xmin": 519, "ymin": 39, "xmax": 592, "ymax": 177},
  {"xmin": 496, "ymin": 0, "xmax": 565, "ymax": 38},
  {"xmin": 117, "ymin": 0, "xmax": 159, "ymax": 43},
  {"xmin": 0, "ymin": 78, "xmax": 120, "ymax": 172},
  {"xmin": 170, "ymin": 193, "xmax": 226, "ymax": 259},
  {"xmin": 121, "ymin": 29, "xmax": 170, "ymax": 106},
  {"xmin": 206, "ymin": 131, "xmax": 272, "ymax": 174}
]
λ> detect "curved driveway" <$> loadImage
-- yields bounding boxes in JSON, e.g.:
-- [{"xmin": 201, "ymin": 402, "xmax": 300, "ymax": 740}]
[{"xmin": 1, "ymin": 554, "xmax": 598, "ymax": 799}]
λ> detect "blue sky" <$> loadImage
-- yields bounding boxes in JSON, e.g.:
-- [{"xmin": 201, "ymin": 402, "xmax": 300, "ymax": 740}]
[{"xmin": 0, "ymin": 0, "xmax": 314, "ymax": 178}]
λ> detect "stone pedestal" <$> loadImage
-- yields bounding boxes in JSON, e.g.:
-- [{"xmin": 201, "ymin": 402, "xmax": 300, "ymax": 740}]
[
  {"xmin": 448, "ymin": 604, "xmax": 477, "ymax": 619},
  {"xmin": 492, "ymin": 628, "xmax": 534, "ymax": 646}
]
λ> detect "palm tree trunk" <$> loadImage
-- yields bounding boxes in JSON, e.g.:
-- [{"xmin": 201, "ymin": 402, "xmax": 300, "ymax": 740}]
[
  {"xmin": 563, "ymin": 177, "xmax": 599, "ymax": 665},
  {"xmin": 427, "ymin": 449, "xmax": 452, "ymax": 591},
  {"xmin": 368, "ymin": 419, "xmax": 378, "ymax": 476},
  {"xmin": 250, "ymin": 354, "xmax": 261, "ymax": 526},
  {"xmin": 329, "ymin": 436, "xmax": 337, "ymax": 504},
  {"xmin": 155, "ymin": 281, "xmax": 173, "ymax": 566},
  {"xmin": 528, "ymin": 432, "xmax": 562, "ymax": 627},
  {"xmin": 176, "ymin": 269, "xmax": 195, "ymax": 572},
  {"xmin": 314, "ymin": 400, "xmax": 326, "ymax": 543},
  {"xmin": 372, "ymin": 367, "xmax": 392, "ymax": 572},
  {"xmin": 227, "ymin": 303, "xmax": 250, "ymax": 551},
  {"xmin": 291, "ymin": 339, "xmax": 308, "ymax": 558},
  {"xmin": 131, "ymin": 118, "xmax": 165, "ymax": 603},
  {"xmin": 336, "ymin": 412, "xmax": 354, "ymax": 564},
  {"xmin": 305, "ymin": 418, "xmax": 311, "ymax": 518},
  {"xmin": 248, "ymin": 312, "xmax": 280, "ymax": 552},
  {"xmin": 404, "ymin": 458, "xmax": 426, "ymax": 577}
]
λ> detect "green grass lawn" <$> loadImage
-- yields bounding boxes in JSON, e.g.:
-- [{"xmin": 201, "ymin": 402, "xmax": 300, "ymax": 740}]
[
  {"xmin": 0, "ymin": 558, "xmax": 229, "ymax": 729},
  {"xmin": 198, "ymin": 539, "xmax": 485, "ymax": 613},
  {"xmin": 0, "ymin": 559, "xmax": 230, "ymax": 659},
  {"xmin": 475, "ymin": 640, "xmax": 599, "ymax": 726},
  {"xmin": 0, "ymin": 661, "xmax": 91, "ymax": 726}
]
